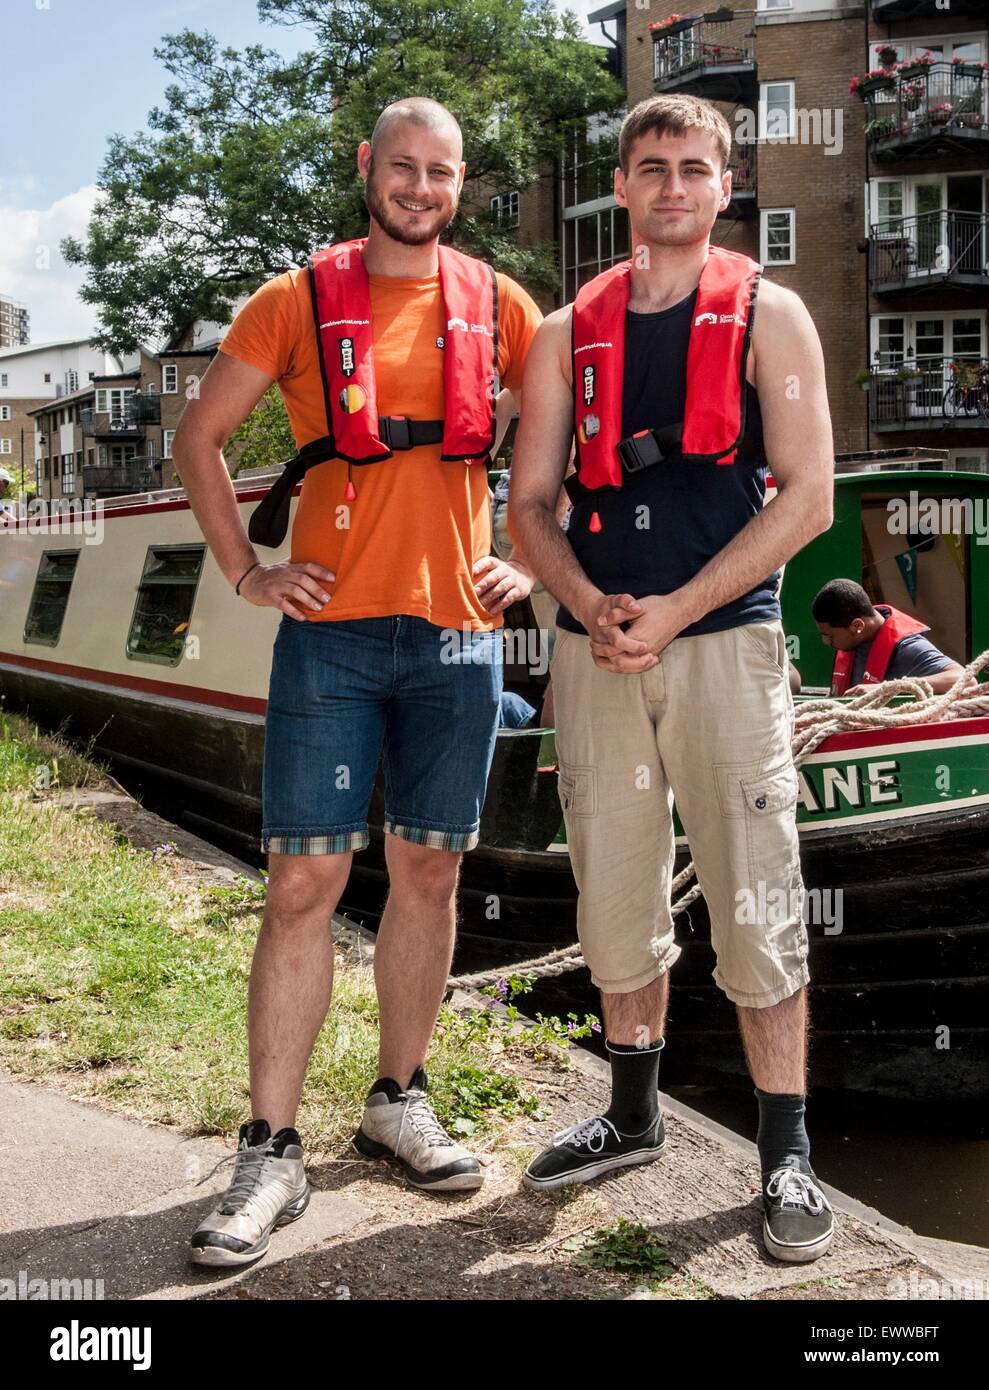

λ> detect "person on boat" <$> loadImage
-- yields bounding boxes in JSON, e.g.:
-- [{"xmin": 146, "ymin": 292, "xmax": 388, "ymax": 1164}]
[
  {"xmin": 508, "ymin": 93, "xmax": 837, "ymax": 1264},
  {"xmin": 172, "ymin": 97, "xmax": 542, "ymax": 1268},
  {"xmin": 812, "ymin": 578, "xmax": 973, "ymax": 697}
]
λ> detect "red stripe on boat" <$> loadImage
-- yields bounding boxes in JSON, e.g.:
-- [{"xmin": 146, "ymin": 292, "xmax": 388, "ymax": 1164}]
[
  {"xmin": 814, "ymin": 716, "xmax": 989, "ymax": 755},
  {"xmin": 0, "ymin": 649, "xmax": 266, "ymax": 715}
]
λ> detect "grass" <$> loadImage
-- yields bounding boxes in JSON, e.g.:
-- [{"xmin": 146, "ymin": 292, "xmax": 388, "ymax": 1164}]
[{"xmin": 0, "ymin": 714, "xmax": 581, "ymax": 1149}]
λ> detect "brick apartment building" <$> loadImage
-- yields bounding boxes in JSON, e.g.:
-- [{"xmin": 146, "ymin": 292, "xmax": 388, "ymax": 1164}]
[
  {"xmin": 547, "ymin": 0, "xmax": 987, "ymax": 466},
  {"xmin": 28, "ymin": 329, "xmax": 238, "ymax": 503}
]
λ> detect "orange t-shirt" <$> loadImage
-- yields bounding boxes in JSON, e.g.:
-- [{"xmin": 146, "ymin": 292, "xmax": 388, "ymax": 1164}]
[{"xmin": 220, "ymin": 260, "xmax": 542, "ymax": 630}]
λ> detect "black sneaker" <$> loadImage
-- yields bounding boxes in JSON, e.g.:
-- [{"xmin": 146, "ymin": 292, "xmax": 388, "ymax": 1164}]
[
  {"xmin": 522, "ymin": 1113, "xmax": 666, "ymax": 1191},
  {"xmin": 762, "ymin": 1156, "xmax": 835, "ymax": 1263}
]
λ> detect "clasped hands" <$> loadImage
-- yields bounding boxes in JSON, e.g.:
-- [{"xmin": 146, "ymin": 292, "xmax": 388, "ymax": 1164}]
[{"xmin": 579, "ymin": 592, "xmax": 689, "ymax": 674}]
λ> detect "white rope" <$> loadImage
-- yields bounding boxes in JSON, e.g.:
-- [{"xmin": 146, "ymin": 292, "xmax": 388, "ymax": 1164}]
[{"xmin": 447, "ymin": 649, "xmax": 989, "ymax": 992}]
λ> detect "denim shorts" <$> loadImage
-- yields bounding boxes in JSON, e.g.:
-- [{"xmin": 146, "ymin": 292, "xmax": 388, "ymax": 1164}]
[{"xmin": 262, "ymin": 614, "xmax": 503, "ymax": 855}]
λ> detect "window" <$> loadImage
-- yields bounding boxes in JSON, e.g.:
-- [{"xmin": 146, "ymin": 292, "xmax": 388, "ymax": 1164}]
[
  {"xmin": 35, "ymin": 462, "xmax": 43, "ymax": 492},
  {"xmin": 161, "ymin": 364, "xmax": 178, "ymax": 394},
  {"xmin": 490, "ymin": 192, "xmax": 520, "ymax": 229},
  {"xmin": 949, "ymin": 449, "xmax": 988, "ymax": 473},
  {"xmin": 761, "ymin": 209, "xmax": 795, "ymax": 264},
  {"xmin": 65, "ymin": 370, "xmax": 78, "ymax": 393},
  {"xmin": 759, "ymin": 0, "xmax": 792, "ymax": 8},
  {"xmin": 126, "ymin": 545, "xmax": 206, "ymax": 666},
  {"xmin": 62, "ymin": 453, "xmax": 75, "ymax": 490},
  {"xmin": 0, "ymin": 405, "xmax": 9, "ymax": 421},
  {"xmin": 24, "ymin": 550, "xmax": 80, "ymax": 647},
  {"xmin": 87, "ymin": 448, "xmax": 94, "ymax": 467},
  {"xmin": 0, "ymin": 438, "xmax": 11, "ymax": 455},
  {"xmin": 561, "ymin": 116, "xmax": 621, "ymax": 211},
  {"xmin": 760, "ymin": 82, "xmax": 794, "ymax": 140},
  {"xmin": 0, "ymin": 374, "xmax": 7, "ymax": 387},
  {"xmin": 162, "ymin": 429, "xmax": 176, "ymax": 458},
  {"xmin": 95, "ymin": 387, "xmax": 135, "ymax": 417},
  {"xmin": 43, "ymin": 373, "xmax": 50, "ymax": 384},
  {"xmin": 562, "ymin": 204, "xmax": 631, "ymax": 303}
]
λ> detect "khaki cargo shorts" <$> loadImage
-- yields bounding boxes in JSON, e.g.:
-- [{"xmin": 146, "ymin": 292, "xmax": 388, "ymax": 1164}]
[{"xmin": 551, "ymin": 618, "xmax": 808, "ymax": 1008}]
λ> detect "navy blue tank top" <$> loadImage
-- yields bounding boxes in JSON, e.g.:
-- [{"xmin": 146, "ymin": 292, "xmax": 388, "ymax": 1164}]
[{"xmin": 557, "ymin": 287, "xmax": 782, "ymax": 637}]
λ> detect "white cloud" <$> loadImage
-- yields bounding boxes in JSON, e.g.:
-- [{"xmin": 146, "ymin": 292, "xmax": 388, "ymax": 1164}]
[{"xmin": 0, "ymin": 185, "xmax": 100, "ymax": 343}]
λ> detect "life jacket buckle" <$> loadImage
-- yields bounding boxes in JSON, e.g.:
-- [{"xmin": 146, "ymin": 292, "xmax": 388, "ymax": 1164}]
[
  {"xmin": 380, "ymin": 416, "xmax": 414, "ymax": 451},
  {"xmin": 617, "ymin": 429, "xmax": 665, "ymax": 474}
]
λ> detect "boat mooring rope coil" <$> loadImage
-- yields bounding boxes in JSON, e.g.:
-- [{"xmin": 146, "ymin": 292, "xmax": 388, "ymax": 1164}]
[{"xmin": 447, "ymin": 649, "xmax": 989, "ymax": 991}]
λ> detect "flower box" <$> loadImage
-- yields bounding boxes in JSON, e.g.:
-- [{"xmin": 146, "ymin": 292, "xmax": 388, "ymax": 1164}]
[
  {"xmin": 850, "ymin": 72, "xmax": 895, "ymax": 98},
  {"xmin": 928, "ymin": 104, "xmax": 953, "ymax": 125},
  {"xmin": 897, "ymin": 54, "xmax": 935, "ymax": 79},
  {"xmin": 951, "ymin": 61, "xmax": 986, "ymax": 79}
]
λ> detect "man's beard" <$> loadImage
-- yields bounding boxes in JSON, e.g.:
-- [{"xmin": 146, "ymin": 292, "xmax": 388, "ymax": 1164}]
[{"xmin": 364, "ymin": 166, "xmax": 457, "ymax": 246}]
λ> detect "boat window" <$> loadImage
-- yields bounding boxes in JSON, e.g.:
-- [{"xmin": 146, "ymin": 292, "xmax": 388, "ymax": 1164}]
[
  {"xmin": 23, "ymin": 550, "xmax": 81, "ymax": 647},
  {"xmin": 126, "ymin": 544, "xmax": 206, "ymax": 666}
]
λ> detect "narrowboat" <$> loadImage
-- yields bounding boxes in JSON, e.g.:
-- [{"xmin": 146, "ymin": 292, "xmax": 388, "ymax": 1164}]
[{"xmin": 0, "ymin": 447, "xmax": 986, "ymax": 1100}]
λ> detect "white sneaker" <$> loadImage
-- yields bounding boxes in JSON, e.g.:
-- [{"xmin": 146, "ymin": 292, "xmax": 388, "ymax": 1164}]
[
  {"xmin": 353, "ymin": 1067, "xmax": 482, "ymax": 1192},
  {"xmin": 190, "ymin": 1120, "xmax": 310, "ymax": 1267}
]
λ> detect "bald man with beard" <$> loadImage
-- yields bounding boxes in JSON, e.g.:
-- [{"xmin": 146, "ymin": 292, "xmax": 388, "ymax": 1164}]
[{"xmin": 175, "ymin": 98, "xmax": 544, "ymax": 1267}]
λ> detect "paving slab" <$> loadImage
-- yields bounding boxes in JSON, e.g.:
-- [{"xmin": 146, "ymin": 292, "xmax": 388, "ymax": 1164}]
[{"xmin": 0, "ymin": 1074, "xmax": 371, "ymax": 1300}]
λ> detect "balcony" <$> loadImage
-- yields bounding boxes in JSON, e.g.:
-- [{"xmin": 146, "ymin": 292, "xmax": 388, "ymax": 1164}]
[
  {"xmin": 722, "ymin": 141, "xmax": 756, "ymax": 217},
  {"xmin": 869, "ymin": 212, "xmax": 989, "ymax": 295},
  {"xmin": 81, "ymin": 457, "xmax": 162, "ymax": 496},
  {"xmin": 129, "ymin": 393, "xmax": 161, "ymax": 424},
  {"xmin": 861, "ymin": 63, "xmax": 989, "ymax": 161},
  {"xmin": 80, "ymin": 410, "xmax": 145, "ymax": 439},
  {"xmin": 651, "ymin": 10, "xmax": 756, "ymax": 103},
  {"xmin": 871, "ymin": 1, "xmax": 983, "ymax": 19},
  {"xmin": 868, "ymin": 359, "xmax": 989, "ymax": 432}
]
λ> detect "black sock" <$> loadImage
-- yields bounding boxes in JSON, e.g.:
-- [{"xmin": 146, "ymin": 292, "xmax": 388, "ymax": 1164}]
[
  {"xmin": 603, "ymin": 1038, "xmax": 664, "ymax": 1134},
  {"xmin": 754, "ymin": 1087, "xmax": 811, "ymax": 1177}
]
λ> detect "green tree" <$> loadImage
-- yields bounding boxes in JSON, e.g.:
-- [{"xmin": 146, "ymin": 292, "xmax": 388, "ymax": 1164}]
[
  {"xmin": 227, "ymin": 387, "xmax": 296, "ymax": 476},
  {"xmin": 63, "ymin": 0, "xmax": 621, "ymax": 354}
]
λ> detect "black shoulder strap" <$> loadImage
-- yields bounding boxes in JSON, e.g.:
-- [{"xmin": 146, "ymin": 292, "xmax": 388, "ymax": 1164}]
[{"xmin": 247, "ymin": 435, "xmax": 337, "ymax": 547}]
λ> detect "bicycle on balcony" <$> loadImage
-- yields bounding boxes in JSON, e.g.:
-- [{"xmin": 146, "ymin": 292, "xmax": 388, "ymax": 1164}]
[{"xmin": 942, "ymin": 360, "xmax": 989, "ymax": 424}]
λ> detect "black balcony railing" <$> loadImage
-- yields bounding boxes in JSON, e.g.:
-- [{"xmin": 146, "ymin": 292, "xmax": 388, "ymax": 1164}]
[
  {"xmin": 869, "ymin": 211, "xmax": 989, "ymax": 292},
  {"xmin": 80, "ymin": 410, "xmax": 144, "ymax": 438},
  {"xmin": 652, "ymin": 12, "xmax": 756, "ymax": 100},
  {"xmin": 868, "ymin": 358, "xmax": 989, "ymax": 431},
  {"xmin": 129, "ymin": 393, "xmax": 162, "ymax": 424},
  {"xmin": 863, "ymin": 63, "xmax": 988, "ymax": 159},
  {"xmin": 81, "ymin": 458, "xmax": 162, "ymax": 495}
]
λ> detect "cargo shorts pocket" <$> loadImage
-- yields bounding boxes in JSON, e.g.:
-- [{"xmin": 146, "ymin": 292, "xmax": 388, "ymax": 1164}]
[
  {"xmin": 739, "ymin": 760, "xmax": 801, "ymax": 886},
  {"xmin": 739, "ymin": 621, "xmax": 787, "ymax": 677},
  {"xmin": 557, "ymin": 764, "xmax": 598, "ymax": 819}
]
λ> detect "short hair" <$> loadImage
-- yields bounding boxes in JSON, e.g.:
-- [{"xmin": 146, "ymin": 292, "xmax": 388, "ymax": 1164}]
[
  {"xmin": 619, "ymin": 94, "xmax": 731, "ymax": 175},
  {"xmin": 812, "ymin": 579, "xmax": 876, "ymax": 627},
  {"xmin": 370, "ymin": 98, "xmax": 462, "ymax": 157}
]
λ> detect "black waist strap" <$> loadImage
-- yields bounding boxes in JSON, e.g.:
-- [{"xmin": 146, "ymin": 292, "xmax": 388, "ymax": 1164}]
[{"xmin": 247, "ymin": 418, "xmax": 444, "ymax": 547}]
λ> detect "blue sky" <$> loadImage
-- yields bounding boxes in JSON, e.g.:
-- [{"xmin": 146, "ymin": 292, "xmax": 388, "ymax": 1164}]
[{"xmin": 2, "ymin": 0, "xmax": 602, "ymax": 343}]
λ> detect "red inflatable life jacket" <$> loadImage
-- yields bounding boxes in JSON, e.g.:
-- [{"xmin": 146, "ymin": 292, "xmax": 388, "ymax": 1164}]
[
  {"xmin": 570, "ymin": 244, "xmax": 762, "ymax": 533},
  {"xmin": 829, "ymin": 605, "xmax": 931, "ymax": 696},
  {"xmin": 309, "ymin": 237, "xmax": 497, "ymax": 466},
  {"xmin": 248, "ymin": 237, "xmax": 497, "ymax": 547}
]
